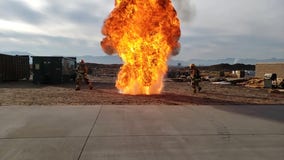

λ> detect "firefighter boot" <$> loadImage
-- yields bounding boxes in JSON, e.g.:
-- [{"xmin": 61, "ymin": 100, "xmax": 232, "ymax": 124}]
[
  {"xmin": 89, "ymin": 83, "xmax": 93, "ymax": 90},
  {"xmin": 75, "ymin": 85, "xmax": 80, "ymax": 91},
  {"xmin": 198, "ymin": 87, "xmax": 202, "ymax": 92}
]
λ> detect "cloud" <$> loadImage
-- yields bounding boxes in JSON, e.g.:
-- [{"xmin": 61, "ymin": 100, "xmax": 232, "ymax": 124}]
[
  {"xmin": 188, "ymin": 0, "xmax": 284, "ymax": 38},
  {"xmin": 0, "ymin": 0, "xmax": 283, "ymax": 60},
  {"xmin": 172, "ymin": 0, "xmax": 196, "ymax": 22},
  {"xmin": 175, "ymin": 0, "xmax": 284, "ymax": 60},
  {"xmin": 0, "ymin": 0, "xmax": 113, "ymax": 56},
  {"xmin": 0, "ymin": 0, "xmax": 45, "ymax": 24},
  {"xmin": 0, "ymin": 31, "xmax": 101, "ymax": 56},
  {"xmin": 179, "ymin": 32, "xmax": 284, "ymax": 60}
]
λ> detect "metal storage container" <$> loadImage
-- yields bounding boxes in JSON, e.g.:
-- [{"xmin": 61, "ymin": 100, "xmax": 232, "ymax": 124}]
[
  {"xmin": 0, "ymin": 53, "xmax": 30, "ymax": 82},
  {"xmin": 32, "ymin": 56, "xmax": 76, "ymax": 84}
]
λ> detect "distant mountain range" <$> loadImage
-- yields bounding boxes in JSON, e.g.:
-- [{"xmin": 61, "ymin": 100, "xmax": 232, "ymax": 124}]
[
  {"xmin": 169, "ymin": 57, "xmax": 284, "ymax": 66},
  {"xmin": 2, "ymin": 51, "xmax": 33, "ymax": 62},
  {"xmin": 2, "ymin": 51, "xmax": 284, "ymax": 66},
  {"xmin": 77, "ymin": 55, "xmax": 284, "ymax": 66},
  {"xmin": 2, "ymin": 51, "xmax": 33, "ymax": 56},
  {"xmin": 77, "ymin": 55, "xmax": 122, "ymax": 64}
]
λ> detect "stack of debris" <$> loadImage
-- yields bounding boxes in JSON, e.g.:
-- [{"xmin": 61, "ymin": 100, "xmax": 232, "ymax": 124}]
[
  {"xmin": 238, "ymin": 78, "xmax": 264, "ymax": 88},
  {"xmin": 268, "ymin": 89, "xmax": 284, "ymax": 94},
  {"xmin": 277, "ymin": 78, "xmax": 284, "ymax": 89}
]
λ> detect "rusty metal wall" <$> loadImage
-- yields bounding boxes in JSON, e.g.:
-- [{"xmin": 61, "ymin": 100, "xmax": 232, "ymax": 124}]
[{"xmin": 0, "ymin": 54, "xmax": 30, "ymax": 82}]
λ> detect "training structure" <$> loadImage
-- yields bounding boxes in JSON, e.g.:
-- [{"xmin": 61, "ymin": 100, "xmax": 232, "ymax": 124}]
[
  {"xmin": 255, "ymin": 62, "xmax": 284, "ymax": 79},
  {"xmin": 0, "ymin": 53, "xmax": 30, "ymax": 82},
  {"xmin": 32, "ymin": 56, "xmax": 76, "ymax": 84}
]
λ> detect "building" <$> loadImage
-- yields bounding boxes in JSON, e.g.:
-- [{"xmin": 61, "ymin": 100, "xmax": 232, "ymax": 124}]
[{"xmin": 255, "ymin": 62, "xmax": 284, "ymax": 79}]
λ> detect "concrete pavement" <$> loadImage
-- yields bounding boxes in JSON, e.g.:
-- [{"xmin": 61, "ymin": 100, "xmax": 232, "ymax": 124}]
[{"xmin": 0, "ymin": 105, "xmax": 283, "ymax": 160}]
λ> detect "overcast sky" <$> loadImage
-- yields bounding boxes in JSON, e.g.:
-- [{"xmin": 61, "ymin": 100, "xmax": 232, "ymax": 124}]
[{"xmin": 0, "ymin": 0, "xmax": 283, "ymax": 60}]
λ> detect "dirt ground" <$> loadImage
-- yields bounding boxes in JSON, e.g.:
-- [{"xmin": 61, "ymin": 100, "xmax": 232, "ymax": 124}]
[{"xmin": 0, "ymin": 77, "xmax": 284, "ymax": 106}]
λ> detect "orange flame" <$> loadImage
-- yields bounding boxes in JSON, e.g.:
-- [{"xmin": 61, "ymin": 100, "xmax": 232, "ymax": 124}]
[{"xmin": 101, "ymin": 0, "xmax": 181, "ymax": 95}]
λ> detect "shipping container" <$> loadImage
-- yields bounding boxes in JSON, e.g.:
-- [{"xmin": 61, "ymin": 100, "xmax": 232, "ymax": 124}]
[
  {"xmin": 0, "ymin": 53, "xmax": 30, "ymax": 82},
  {"xmin": 32, "ymin": 56, "xmax": 76, "ymax": 84}
]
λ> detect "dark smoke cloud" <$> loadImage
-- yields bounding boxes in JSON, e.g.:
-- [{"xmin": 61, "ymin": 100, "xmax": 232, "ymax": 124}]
[{"xmin": 173, "ymin": 0, "xmax": 195, "ymax": 22}]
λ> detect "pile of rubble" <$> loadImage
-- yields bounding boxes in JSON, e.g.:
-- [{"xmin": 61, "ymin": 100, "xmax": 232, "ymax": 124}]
[
  {"xmin": 238, "ymin": 78, "xmax": 264, "ymax": 88},
  {"xmin": 237, "ymin": 77, "xmax": 284, "ymax": 92},
  {"xmin": 278, "ymin": 78, "xmax": 284, "ymax": 88}
]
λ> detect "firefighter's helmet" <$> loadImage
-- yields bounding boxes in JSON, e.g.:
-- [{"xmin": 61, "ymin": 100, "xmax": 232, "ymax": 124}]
[{"xmin": 189, "ymin": 63, "xmax": 195, "ymax": 69}]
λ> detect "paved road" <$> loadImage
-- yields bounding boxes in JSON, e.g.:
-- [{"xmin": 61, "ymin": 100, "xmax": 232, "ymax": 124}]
[{"xmin": 0, "ymin": 105, "xmax": 283, "ymax": 160}]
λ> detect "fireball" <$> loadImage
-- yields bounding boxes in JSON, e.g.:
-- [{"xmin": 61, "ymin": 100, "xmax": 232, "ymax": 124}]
[{"xmin": 101, "ymin": 0, "xmax": 181, "ymax": 95}]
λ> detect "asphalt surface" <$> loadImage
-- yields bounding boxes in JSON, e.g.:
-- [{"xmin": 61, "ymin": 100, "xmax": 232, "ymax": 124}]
[{"xmin": 0, "ymin": 105, "xmax": 283, "ymax": 160}]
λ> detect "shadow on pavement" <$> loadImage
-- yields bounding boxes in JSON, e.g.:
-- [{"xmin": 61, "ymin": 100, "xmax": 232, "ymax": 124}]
[
  {"xmin": 152, "ymin": 93, "xmax": 245, "ymax": 105},
  {"xmin": 212, "ymin": 105, "xmax": 284, "ymax": 123}
]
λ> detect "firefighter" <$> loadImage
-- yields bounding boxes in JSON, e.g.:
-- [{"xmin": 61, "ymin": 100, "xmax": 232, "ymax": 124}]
[
  {"xmin": 75, "ymin": 60, "xmax": 93, "ymax": 90},
  {"xmin": 189, "ymin": 63, "xmax": 202, "ymax": 93}
]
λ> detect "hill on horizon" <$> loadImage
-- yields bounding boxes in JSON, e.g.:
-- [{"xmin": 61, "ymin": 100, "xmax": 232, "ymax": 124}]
[
  {"xmin": 77, "ymin": 55, "xmax": 284, "ymax": 66},
  {"xmin": 2, "ymin": 51, "xmax": 284, "ymax": 66}
]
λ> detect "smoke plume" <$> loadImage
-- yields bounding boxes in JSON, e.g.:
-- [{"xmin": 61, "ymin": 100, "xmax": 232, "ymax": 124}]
[{"xmin": 173, "ymin": 0, "xmax": 195, "ymax": 22}]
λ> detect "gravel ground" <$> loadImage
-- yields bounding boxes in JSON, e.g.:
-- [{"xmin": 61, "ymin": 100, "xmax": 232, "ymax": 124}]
[{"xmin": 0, "ymin": 77, "xmax": 284, "ymax": 106}]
